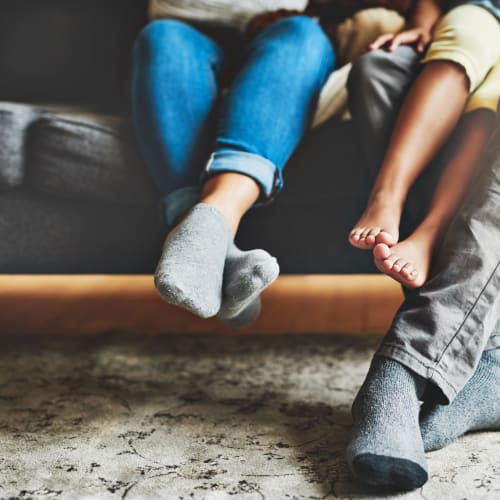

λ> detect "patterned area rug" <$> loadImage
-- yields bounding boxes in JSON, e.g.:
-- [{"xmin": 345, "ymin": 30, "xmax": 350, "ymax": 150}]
[{"xmin": 0, "ymin": 334, "xmax": 498, "ymax": 499}]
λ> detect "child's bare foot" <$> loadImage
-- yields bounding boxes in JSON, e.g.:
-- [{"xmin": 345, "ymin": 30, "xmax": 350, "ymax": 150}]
[
  {"xmin": 373, "ymin": 236, "xmax": 433, "ymax": 288},
  {"xmin": 349, "ymin": 197, "xmax": 401, "ymax": 250}
]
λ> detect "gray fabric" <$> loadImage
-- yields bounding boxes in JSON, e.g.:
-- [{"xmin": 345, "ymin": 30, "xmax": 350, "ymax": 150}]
[
  {"xmin": 346, "ymin": 357, "xmax": 428, "ymax": 490},
  {"xmin": 218, "ymin": 246, "xmax": 279, "ymax": 321},
  {"xmin": 27, "ymin": 109, "xmax": 158, "ymax": 207},
  {"xmin": 0, "ymin": 114, "xmax": 379, "ymax": 274},
  {"xmin": 154, "ymin": 203, "xmax": 232, "ymax": 318},
  {"xmin": 0, "ymin": 102, "xmax": 39, "ymax": 189},
  {"xmin": 218, "ymin": 296, "xmax": 262, "ymax": 327},
  {"xmin": 0, "ymin": 191, "xmax": 164, "ymax": 274},
  {"xmin": 347, "ymin": 47, "xmax": 500, "ymax": 403},
  {"xmin": 420, "ymin": 348, "xmax": 500, "ymax": 452}
]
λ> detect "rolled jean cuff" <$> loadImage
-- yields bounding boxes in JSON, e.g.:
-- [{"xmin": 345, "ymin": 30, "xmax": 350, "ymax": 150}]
[
  {"xmin": 161, "ymin": 185, "xmax": 200, "ymax": 226},
  {"xmin": 204, "ymin": 150, "xmax": 283, "ymax": 201}
]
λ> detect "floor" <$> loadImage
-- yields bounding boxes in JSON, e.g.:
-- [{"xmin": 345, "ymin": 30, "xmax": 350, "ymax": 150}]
[{"xmin": 0, "ymin": 334, "xmax": 498, "ymax": 499}]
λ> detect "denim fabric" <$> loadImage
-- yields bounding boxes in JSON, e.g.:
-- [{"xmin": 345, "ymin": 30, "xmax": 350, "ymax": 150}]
[
  {"xmin": 131, "ymin": 16, "xmax": 335, "ymax": 224},
  {"xmin": 347, "ymin": 46, "xmax": 500, "ymax": 403}
]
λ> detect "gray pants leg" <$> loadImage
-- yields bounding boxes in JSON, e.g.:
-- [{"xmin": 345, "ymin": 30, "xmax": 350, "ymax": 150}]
[{"xmin": 347, "ymin": 47, "xmax": 500, "ymax": 403}]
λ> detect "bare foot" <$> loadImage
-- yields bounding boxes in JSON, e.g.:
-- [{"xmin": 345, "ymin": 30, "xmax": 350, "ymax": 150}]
[
  {"xmin": 373, "ymin": 237, "xmax": 433, "ymax": 288},
  {"xmin": 349, "ymin": 198, "xmax": 401, "ymax": 250}
]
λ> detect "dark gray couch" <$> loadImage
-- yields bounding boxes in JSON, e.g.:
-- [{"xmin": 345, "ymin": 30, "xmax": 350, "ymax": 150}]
[{"xmin": 0, "ymin": 0, "xmax": 409, "ymax": 275}]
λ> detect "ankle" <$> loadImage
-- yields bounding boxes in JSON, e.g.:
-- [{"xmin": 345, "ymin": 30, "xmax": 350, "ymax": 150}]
[
  {"xmin": 410, "ymin": 220, "xmax": 445, "ymax": 252},
  {"xmin": 198, "ymin": 196, "xmax": 241, "ymax": 235},
  {"xmin": 368, "ymin": 188, "xmax": 405, "ymax": 211}
]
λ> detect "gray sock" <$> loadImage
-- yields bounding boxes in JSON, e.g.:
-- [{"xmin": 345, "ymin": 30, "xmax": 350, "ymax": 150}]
[
  {"xmin": 219, "ymin": 296, "xmax": 262, "ymax": 328},
  {"xmin": 217, "ymin": 245, "xmax": 279, "ymax": 327},
  {"xmin": 346, "ymin": 356, "xmax": 428, "ymax": 490},
  {"xmin": 154, "ymin": 203, "xmax": 231, "ymax": 318},
  {"xmin": 420, "ymin": 348, "xmax": 500, "ymax": 452}
]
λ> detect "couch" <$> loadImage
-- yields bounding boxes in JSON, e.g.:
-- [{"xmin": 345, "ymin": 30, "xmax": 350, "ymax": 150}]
[{"xmin": 0, "ymin": 0, "xmax": 413, "ymax": 335}]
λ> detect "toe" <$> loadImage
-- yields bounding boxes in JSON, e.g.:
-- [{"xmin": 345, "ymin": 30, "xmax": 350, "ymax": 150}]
[
  {"xmin": 392, "ymin": 258, "xmax": 406, "ymax": 272},
  {"xmin": 373, "ymin": 243, "xmax": 391, "ymax": 261},
  {"xmin": 365, "ymin": 228, "xmax": 380, "ymax": 247},
  {"xmin": 401, "ymin": 263, "xmax": 416, "ymax": 279},
  {"xmin": 350, "ymin": 227, "xmax": 373, "ymax": 249},
  {"xmin": 349, "ymin": 228, "xmax": 363, "ymax": 243},
  {"xmin": 383, "ymin": 256, "xmax": 397, "ymax": 270},
  {"xmin": 376, "ymin": 230, "xmax": 397, "ymax": 247}
]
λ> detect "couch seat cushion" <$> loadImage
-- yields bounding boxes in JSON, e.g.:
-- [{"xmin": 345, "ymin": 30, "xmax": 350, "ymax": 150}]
[{"xmin": 27, "ymin": 107, "xmax": 158, "ymax": 207}]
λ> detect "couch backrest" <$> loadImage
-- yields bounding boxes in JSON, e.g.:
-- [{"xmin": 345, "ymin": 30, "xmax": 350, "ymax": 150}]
[{"xmin": 0, "ymin": 0, "xmax": 148, "ymax": 113}]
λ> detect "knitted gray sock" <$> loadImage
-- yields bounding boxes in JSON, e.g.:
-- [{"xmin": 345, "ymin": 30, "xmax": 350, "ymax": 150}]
[
  {"xmin": 219, "ymin": 296, "xmax": 262, "ymax": 328},
  {"xmin": 420, "ymin": 348, "xmax": 500, "ymax": 452},
  {"xmin": 218, "ymin": 245, "xmax": 279, "ymax": 327},
  {"xmin": 346, "ymin": 356, "xmax": 428, "ymax": 490},
  {"xmin": 154, "ymin": 203, "xmax": 231, "ymax": 318}
]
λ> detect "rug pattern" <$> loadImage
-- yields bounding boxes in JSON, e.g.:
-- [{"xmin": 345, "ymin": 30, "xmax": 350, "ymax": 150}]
[{"xmin": 0, "ymin": 334, "xmax": 498, "ymax": 499}]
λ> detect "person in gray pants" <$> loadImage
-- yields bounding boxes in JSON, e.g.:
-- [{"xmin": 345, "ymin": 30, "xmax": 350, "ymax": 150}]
[{"xmin": 344, "ymin": 45, "xmax": 500, "ymax": 489}]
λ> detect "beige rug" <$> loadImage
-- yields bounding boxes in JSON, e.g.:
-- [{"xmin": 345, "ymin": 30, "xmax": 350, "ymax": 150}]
[{"xmin": 0, "ymin": 334, "xmax": 498, "ymax": 499}]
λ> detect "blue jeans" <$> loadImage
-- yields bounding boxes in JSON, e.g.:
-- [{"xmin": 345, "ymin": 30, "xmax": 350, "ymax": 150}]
[{"xmin": 131, "ymin": 16, "xmax": 335, "ymax": 224}]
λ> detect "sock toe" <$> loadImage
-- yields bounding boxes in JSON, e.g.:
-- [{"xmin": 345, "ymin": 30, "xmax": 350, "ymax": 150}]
[{"xmin": 352, "ymin": 453, "xmax": 428, "ymax": 490}]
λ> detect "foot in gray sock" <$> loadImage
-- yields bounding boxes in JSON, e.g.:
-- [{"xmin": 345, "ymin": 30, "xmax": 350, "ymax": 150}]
[
  {"xmin": 217, "ymin": 245, "xmax": 279, "ymax": 327},
  {"xmin": 154, "ymin": 203, "xmax": 231, "ymax": 318},
  {"xmin": 219, "ymin": 296, "xmax": 262, "ymax": 328},
  {"xmin": 346, "ymin": 356, "xmax": 428, "ymax": 490},
  {"xmin": 420, "ymin": 348, "xmax": 500, "ymax": 452}
]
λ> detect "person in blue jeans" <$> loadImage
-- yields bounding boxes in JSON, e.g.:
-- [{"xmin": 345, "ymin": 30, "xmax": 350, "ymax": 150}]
[{"xmin": 131, "ymin": 9, "xmax": 335, "ymax": 327}]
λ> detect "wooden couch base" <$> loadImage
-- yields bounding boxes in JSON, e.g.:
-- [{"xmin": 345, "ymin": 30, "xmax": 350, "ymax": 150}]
[{"xmin": 0, "ymin": 275, "xmax": 403, "ymax": 335}]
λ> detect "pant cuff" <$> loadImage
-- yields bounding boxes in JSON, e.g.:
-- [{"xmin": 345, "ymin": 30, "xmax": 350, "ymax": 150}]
[
  {"xmin": 204, "ymin": 150, "xmax": 282, "ymax": 201},
  {"xmin": 376, "ymin": 343, "xmax": 458, "ymax": 403},
  {"xmin": 162, "ymin": 186, "xmax": 200, "ymax": 226}
]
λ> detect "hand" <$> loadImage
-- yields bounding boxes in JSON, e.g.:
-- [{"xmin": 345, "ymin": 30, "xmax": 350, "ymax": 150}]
[{"xmin": 368, "ymin": 27, "xmax": 432, "ymax": 54}]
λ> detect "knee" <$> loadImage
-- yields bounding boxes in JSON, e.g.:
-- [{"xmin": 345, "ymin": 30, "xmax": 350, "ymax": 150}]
[
  {"xmin": 133, "ymin": 19, "xmax": 196, "ymax": 62},
  {"xmin": 347, "ymin": 49, "xmax": 387, "ymax": 98},
  {"xmin": 270, "ymin": 16, "xmax": 335, "ymax": 80},
  {"xmin": 271, "ymin": 16, "xmax": 333, "ymax": 57}
]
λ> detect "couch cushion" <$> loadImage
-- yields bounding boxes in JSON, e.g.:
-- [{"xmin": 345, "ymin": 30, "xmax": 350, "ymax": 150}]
[
  {"xmin": 27, "ymin": 108, "xmax": 158, "ymax": 207},
  {"xmin": 0, "ymin": 191, "xmax": 164, "ymax": 274},
  {"xmin": 0, "ymin": 102, "xmax": 39, "ymax": 189}
]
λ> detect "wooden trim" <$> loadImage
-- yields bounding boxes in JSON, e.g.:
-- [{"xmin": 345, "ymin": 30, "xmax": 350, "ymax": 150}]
[{"xmin": 0, "ymin": 274, "xmax": 403, "ymax": 335}]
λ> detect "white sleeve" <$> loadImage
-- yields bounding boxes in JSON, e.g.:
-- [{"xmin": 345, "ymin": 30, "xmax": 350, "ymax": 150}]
[{"xmin": 148, "ymin": 0, "xmax": 309, "ymax": 31}]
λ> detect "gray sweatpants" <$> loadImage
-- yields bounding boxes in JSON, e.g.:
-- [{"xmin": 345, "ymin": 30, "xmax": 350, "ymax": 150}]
[{"xmin": 347, "ymin": 46, "xmax": 500, "ymax": 403}]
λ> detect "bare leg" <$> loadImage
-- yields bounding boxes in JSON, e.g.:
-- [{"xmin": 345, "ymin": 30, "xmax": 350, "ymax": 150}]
[
  {"xmin": 374, "ymin": 109, "xmax": 495, "ymax": 287},
  {"xmin": 349, "ymin": 60, "xmax": 469, "ymax": 249}
]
